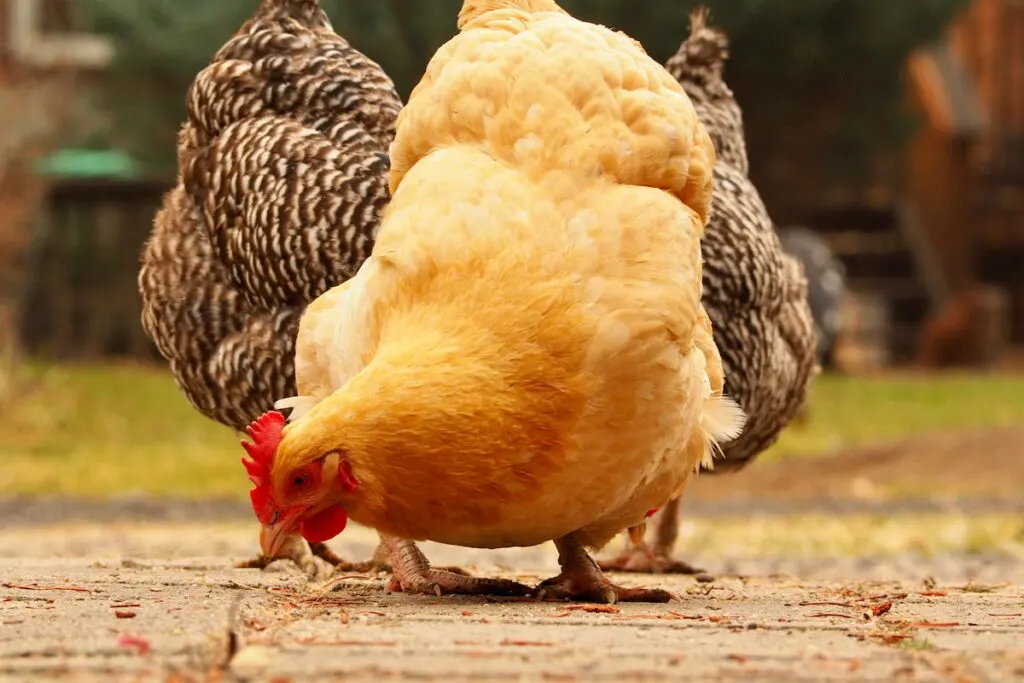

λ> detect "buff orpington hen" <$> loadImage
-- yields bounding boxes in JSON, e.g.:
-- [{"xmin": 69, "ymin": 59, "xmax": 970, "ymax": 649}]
[
  {"xmin": 138, "ymin": 0, "xmax": 402, "ymax": 577},
  {"xmin": 600, "ymin": 10, "xmax": 817, "ymax": 575},
  {"xmin": 241, "ymin": 0, "xmax": 746, "ymax": 604}
]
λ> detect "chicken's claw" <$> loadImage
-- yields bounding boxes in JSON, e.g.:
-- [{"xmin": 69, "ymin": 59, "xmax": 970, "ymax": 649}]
[
  {"xmin": 535, "ymin": 574, "xmax": 674, "ymax": 604},
  {"xmin": 537, "ymin": 534, "xmax": 676, "ymax": 604},
  {"xmin": 598, "ymin": 545, "xmax": 706, "ymax": 576},
  {"xmin": 309, "ymin": 542, "xmax": 387, "ymax": 573},
  {"xmin": 382, "ymin": 536, "xmax": 531, "ymax": 598},
  {"xmin": 236, "ymin": 536, "xmax": 383, "ymax": 580},
  {"xmin": 599, "ymin": 498, "xmax": 708, "ymax": 576}
]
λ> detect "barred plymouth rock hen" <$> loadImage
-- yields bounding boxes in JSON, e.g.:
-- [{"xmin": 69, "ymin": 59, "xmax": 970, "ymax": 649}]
[
  {"xmin": 600, "ymin": 9, "xmax": 818, "ymax": 575},
  {"xmin": 138, "ymin": 0, "xmax": 400, "ymax": 577}
]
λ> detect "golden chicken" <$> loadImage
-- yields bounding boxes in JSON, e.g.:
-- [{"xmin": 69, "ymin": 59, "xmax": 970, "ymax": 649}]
[{"xmin": 243, "ymin": 0, "xmax": 745, "ymax": 603}]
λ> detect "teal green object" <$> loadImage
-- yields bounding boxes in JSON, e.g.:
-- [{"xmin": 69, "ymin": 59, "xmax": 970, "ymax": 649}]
[{"xmin": 35, "ymin": 149, "xmax": 139, "ymax": 179}]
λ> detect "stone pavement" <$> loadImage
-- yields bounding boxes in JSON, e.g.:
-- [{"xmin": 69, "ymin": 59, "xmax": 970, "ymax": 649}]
[{"xmin": 1, "ymin": 521, "xmax": 1023, "ymax": 682}]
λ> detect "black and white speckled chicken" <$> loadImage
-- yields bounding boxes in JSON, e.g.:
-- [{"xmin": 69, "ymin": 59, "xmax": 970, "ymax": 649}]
[
  {"xmin": 138, "ymin": 0, "xmax": 399, "ymax": 577},
  {"xmin": 600, "ymin": 9, "xmax": 818, "ymax": 575}
]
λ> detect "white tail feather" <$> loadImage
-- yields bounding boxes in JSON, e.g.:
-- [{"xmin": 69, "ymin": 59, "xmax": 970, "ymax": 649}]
[
  {"xmin": 698, "ymin": 394, "xmax": 746, "ymax": 470},
  {"xmin": 274, "ymin": 395, "xmax": 320, "ymax": 422}
]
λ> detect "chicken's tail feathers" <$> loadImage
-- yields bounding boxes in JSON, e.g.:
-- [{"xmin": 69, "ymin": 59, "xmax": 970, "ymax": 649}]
[
  {"xmin": 666, "ymin": 6, "xmax": 730, "ymax": 84},
  {"xmin": 698, "ymin": 394, "xmax": 746, "ymax": 470},
  {"xmin": 253, "ymin": 0, "xmax": 331, "ymax": 28}
]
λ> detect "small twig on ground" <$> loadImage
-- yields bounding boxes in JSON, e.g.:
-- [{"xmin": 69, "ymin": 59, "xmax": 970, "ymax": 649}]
[
  {"xmin": 811, "ymin": 612, "xmax": 857, "ymax": 619},
  {"xmin": 298, "ymin": 639, "xmax": 397, "ymax": 647},
  {"xmin": 867, "ymin": 634, "xmax": 911, "ymax": 645},
  {"xmin": 865, "ymin": 593, "xmax": 907, "ymax": 601},
  {"xmin": 667, "ymin": 611, "xmax": 705, "ymax": 620},
  {"xmin": 801, "ymin": 601, "xmax": 855, "ymax": 608},
  {"xmin": 224, "ymin": 580, "xmax": 260, "ymax": 591},
  {"xmin": 554, "ymin": 604, "xmax": 620, "ymax": 616},
  {"xmin": 3, "ymin": 583, "xmax": 92, "ymax": 593}
]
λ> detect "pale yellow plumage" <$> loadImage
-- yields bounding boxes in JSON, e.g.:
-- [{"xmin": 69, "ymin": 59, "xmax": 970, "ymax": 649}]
[{"xmin": 271, "ymin": 0, "xmax": 744, "ymax": 553}]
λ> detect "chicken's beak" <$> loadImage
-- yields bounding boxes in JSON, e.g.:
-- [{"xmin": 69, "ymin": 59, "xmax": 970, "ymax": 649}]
[{"xmin": 259, "ymin": 507, "xmax": 306, "ymax": 558}]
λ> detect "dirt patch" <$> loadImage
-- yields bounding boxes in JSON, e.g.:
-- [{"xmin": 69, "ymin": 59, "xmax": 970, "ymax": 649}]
[{"xmin": 690, "ymin": 424, "xmax": 1024, "ymax": 504}]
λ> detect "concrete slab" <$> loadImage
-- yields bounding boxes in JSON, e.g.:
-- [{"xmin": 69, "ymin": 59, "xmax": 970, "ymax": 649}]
[{"xmin": 1, "ymin": 522, "xmax": 1022, "ymax": 681}]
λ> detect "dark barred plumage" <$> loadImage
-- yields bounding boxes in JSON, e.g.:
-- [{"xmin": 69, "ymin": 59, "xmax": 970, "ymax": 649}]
[
  {"xmin": 603, "ymin": 10, "xmax": 817, "ymax": 574},
  {"xmin": 139, "ymin": 0, "xmax": 400, "ymax": 432},
  {"xmin": 666, "ymin": 9, "xmax": 816, "ymax": 475}
]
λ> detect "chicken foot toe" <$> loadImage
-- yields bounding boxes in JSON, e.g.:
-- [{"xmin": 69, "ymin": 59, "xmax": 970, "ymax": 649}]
[
  {"xmin": 597, "ymin": 542, "xmax": 705, "ymax": 575},
  {"xmin": 309, "ymin": 541, "xmax": 387, "ymax": 573},
  {"xmin": 382, "ymin": 536, "xmax": 531, "ymax": 597},
  {"xmin": 235, "ymin": 533, "xmax": 322, "ymax": 579},
  {"xmin": 537, "ymin": 534, "xmax": 675, "ymax": 604},
  {"xmin": 598, "ymin": 497, "xmax": 706, "ymax": 575},
  {"xmin": 236, "ymin": 535, "xmax": 380, "ymax": 579}
]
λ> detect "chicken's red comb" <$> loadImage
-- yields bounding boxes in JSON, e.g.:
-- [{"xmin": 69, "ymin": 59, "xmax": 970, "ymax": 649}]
[
  {"xmin": 241, "ymin": 411, "xmax": 285, "ymax": 524},
  {"xmin": 241, "ymin": 410, "xmax": 285, "ymax": 486}
]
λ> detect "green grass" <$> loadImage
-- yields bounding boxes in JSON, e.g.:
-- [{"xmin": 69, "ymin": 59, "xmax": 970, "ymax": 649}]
[
  {"xmin": 1, "ymin": 362, "xmax": 241, "ymax": 498},
  {"xmin": 1, "ymin": 363, "xmax": 1023, "ymax": 498},
  {"xmin": 764, "ymin": 371, "xmax": 1024, "ymax": 461}
]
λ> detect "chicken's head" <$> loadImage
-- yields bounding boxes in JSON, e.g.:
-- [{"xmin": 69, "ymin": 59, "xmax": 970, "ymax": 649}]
[{"xmin": 241, "ymin": 411, "xmax": 358, "ymax": 557}]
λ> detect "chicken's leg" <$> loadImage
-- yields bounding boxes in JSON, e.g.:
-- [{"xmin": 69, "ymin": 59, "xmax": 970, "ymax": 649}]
[
  {"xmin": 382, "ymin": 535, "xmax": 532, "ymax": 597},
  {"xmin": 236, "ymin": 534, "xmax": 386, "ymax": 579},
  {"xmin": 598, "ymin": 497, "xmax": 705, "ymax": 575},
  {"xmin": 536, "ymin": 533, "xmax": 675, "ymax": 603}
]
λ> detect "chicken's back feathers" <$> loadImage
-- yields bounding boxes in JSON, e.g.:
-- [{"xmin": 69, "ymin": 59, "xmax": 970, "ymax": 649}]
[
  {"xmin": 390, "ymin": 2, "xmax": 715, "ymax": 223},
  {"xmin": 665, "ymin": 11, "xmax": 816, "ymax": 472},
  {"xmin": 139, "ymin": 0, "xmax": 400, "ymax": 430}
]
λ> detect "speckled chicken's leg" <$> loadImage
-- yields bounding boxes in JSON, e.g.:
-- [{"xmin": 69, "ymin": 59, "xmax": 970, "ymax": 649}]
[
  {"xmin": 382, "ymin": 535, "xmax": 532, "ymax": 597},
  {"xmin": 236, "ymin": 534, "xmax": 385, "ymax": 579},
  {"xmin": 597, "ymin": 497, "xmax": 706, "ymax": 575},
  {"xmin": 537, "ymin": 533, "xmax": 675, "ymax": 603}
]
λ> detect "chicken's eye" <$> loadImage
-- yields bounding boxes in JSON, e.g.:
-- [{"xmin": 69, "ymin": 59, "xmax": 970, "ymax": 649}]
[{"xmin": 293, "ymin": 474, "xmax": 309, "ymax": 488}]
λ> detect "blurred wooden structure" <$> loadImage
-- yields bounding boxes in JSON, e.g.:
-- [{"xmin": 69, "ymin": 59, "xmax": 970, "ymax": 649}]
[
  {"xmin": 812, "ymin": 0, "xmax": 1024, "ymax": 368},
  {"xmin": 0, "ymin": 0, "xmax": 112, "ymax": 376},
  {"xmin": 904, "ymin": 0, "xmax": 1024, "ymax": 355},
  {"xmin": 19, "ymin": 177, "xmax": 167, "ymax": 359}
]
